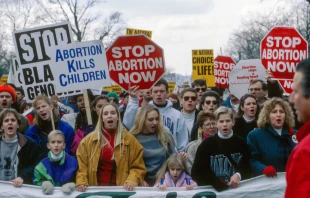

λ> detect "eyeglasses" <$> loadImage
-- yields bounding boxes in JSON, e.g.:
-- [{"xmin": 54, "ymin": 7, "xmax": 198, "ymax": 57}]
[
  {"xmin": 109, "ymin": 98, "xmax": 116, "ymax": 102},
  {"xmin": 195, "ymin": 88, "xmax": 207, "ymax": 92},
  {"xmin": 183, "ymin": 96, "xmax": 197, "ymax": 101},
  {"xmin": 205, "ymin": 100, "xmax": 217, "ymax": 105},
  {"xmin": 248, "ymin": 88, "xmax": 261, "ymax": 92},
  {"xmin": 203, "ymin": 122, "xmax": 216, "ymax": 127}
]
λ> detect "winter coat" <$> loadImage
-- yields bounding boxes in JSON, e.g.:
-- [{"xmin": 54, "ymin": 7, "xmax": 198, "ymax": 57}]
[
  {"xmin": 25, "ymin": 120, "xmax": 74, "ymax": 155},
  {"xmin": 185, "ymin": 138, "xmax": 203, "ymax": 174},
  {"xmin": 123, "ymin": 97, "xmax": 188, "ymax": 151},
  {"xmin": 247, "ymin": 125, "xmax": 297, "ymax": 176},
  {"xmin": 0, "ymin": 133, "xmax": 44, "ymax": 184},
  {"xmin": 76, "ymin": 128, "xmax": 146, "ymax": 187},
  {"xmin": 154, "ymin": 171, "xmax": 197, "ymax": 187},
  {"xmin": 285, "ymin": 120, "xmax": 310, "ymax": 198},
  {"xmin": 33, "ymin": 151, "xmax": 77, "ymax": 186}
]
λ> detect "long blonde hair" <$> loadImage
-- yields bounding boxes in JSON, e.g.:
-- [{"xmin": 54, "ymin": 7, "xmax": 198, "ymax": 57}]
[
  {"xmin": 91, "ymin": 103, "xmax": 124, "ymax": 160},
  {"xmin": 32, "ymin": 95, "xmax": 58, "ymax": 127},
  {"xmin": 130, "ymin": 104, "xmax": 175, "ymax": 153},
  {"xmin": 156, "ymin": 153, "xmax": 189, "ymax": 181}
]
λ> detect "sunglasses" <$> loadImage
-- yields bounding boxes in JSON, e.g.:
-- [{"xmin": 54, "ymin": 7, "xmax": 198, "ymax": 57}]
[
  {"xmin": 205, "ymin": 100, "xmax": 217, "ymax": 105},
  {"xmin": 195, "ymin": 88, "xmax": 207, "ymax": 92},
  {"xmin": 183, "ymin": 96, "xmax": 197, "ymax": 101}
]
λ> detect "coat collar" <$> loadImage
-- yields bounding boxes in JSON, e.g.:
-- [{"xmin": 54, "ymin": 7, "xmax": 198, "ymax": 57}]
[
  {"xmin": 90, "ymin": 126, "xmax": 130, "ymax": 146},
  {"xmin": 266, "ymin": 125, "xmax": 289, "ymax": 136},
  {"xmin": 296, "ymin": 120, "xmax": 310, "ymax": 142},
  {"xmin": 0, "ymin": 133, "xmax": 27, "ymax": 147}
]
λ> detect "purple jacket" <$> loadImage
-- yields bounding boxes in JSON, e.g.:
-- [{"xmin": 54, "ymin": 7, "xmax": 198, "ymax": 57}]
[{"xmin": 154, "ymin": 171, "xmax": 198, "ymax": 187}]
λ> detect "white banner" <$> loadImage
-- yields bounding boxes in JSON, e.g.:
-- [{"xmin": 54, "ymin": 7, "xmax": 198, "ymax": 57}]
[
  {"xmin": 0, "ymin": 173, "xmax": 286, "ymax": 198},
  {"xmin": 49, "ymin": 40, "xmax": 111, "ymax": 93}
]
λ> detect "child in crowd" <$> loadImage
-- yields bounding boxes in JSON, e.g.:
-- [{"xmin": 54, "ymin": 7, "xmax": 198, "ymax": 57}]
[
  {"xmin": 154, "ymin": 153, "xmax": 197, "ymax": 190},
  {"xmin": 191, "ymin": 107, "xmax": 250, "ymax": 191},
  {"xmin": 33, "ymin": 130, "xmax": 78, "ymax": 195}
]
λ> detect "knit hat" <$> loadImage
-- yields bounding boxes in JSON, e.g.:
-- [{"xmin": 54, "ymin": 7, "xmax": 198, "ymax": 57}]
[
  {"xmin": 107, "ymin": 91, "xmax": 119, "ymax": 104},
  {"xmin": 0, "ymin": 84, "xmax": 16, "ymax": 102}
]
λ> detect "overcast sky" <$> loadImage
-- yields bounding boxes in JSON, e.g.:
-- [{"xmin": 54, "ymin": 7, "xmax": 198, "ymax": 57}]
[{"xmin": 101, "ymin": 0, "xmax": 295, "ymax": 75}]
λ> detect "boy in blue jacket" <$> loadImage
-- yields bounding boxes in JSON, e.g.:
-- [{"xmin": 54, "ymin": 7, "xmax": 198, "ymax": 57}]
[{"xmin": 33, "ymin": 130, "xmax": 78, "ymax": 195}]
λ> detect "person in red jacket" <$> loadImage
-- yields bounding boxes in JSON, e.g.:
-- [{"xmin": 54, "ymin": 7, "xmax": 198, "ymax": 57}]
[{"xmin": 286, "ymin": 59, "xmax": 310, "ymax": 197}]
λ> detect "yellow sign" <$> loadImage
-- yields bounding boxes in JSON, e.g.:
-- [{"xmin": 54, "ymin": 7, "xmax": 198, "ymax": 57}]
[
  {"xmin": 192, "ymin": 49, "xmax": 215, "ymax": 87},
  {"xmin": 102, "ymin": 85, "xmax": 122, "ymax": 95},
  {"xmin": 1, "ymin": 75, "xmax": 8, "ymax": 85},
  {"xmin": 168, "ymin": 82, "xmax": 176, "ymax": 93},
  {"xmin": 126, "ymin": 28, "xmax": 152, "ymax": 39}
]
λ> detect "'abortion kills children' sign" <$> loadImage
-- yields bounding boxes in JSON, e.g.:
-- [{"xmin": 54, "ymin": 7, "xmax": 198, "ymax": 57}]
[
  {"xmin": 106, "ymin": 35, "xmax": 166, "ymax": 91},
  {"xmin": 49, "ymin": 40, "xmax": 112, "ymax": 93},
  {"xmin": 13, "ymin": 22, "xmax": 81, "ymax": 101}
]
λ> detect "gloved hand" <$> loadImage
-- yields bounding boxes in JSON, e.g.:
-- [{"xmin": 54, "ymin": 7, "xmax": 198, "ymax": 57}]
[
  {"xmin": 262, "ymin": 166, "xmax": 277, "ymax": 177},
  {"xmin": 61, "ymin": 182, "xmax": 76, "ymax": 194},
  {"xmin": 42, "ymin": 181, "xmax": 54, "ymax": 195}
]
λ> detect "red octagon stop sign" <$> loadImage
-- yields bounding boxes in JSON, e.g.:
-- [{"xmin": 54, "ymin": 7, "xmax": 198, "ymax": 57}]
[
  {"xmin": 106, "ymin": 35, "xmax": 165, "ymax": 91},
  {"xmin": 214, "ymin": 56, "xmax": 236, "ymax": 88},
  {"xmin": 261, "ymin": 26, "xmax": 308, "ymax": 80}
]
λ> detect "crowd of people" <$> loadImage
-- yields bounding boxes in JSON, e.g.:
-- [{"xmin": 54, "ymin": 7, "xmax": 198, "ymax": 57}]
[{"xmin": 0, "ymin": 60, "xmax": 309, "ymax": 197}]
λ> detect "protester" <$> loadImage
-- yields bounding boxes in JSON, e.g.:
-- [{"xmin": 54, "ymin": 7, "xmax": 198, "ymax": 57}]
[
  {"xmin": 25, "ymin": 95, "xmax": 74, "ymax": 156},
  {"xmin": 177, "ymin": 84, "xmax": 190, "ymax": 97},
  {"xmin": 130, "ymin": 104, "xmax": 176, "ymax": 186},
  {"xmin": 138, "ymin": 89, "xmax": 152, "ymax": 107},
  {"xmin": 221, "ymin": 89, "xmax": 240, "ymax": 115},
  {"xmin": 192, "ymin": 107, "xmax": 250, "ymax": 191},
  {"xmin": 76, "ymin": 103, "xmax": 146, "ymax": 192},
  {"xmin": 191, "ymin": 79, "xmax": 207, "ymax": 108},
  {"xmin": 107, "ymin": 91, "xmax": 119, "ymax": 105},
  {"xmin": 15, "ymin": 87, "xmax": 26, "ymax": 113},
  {"xmin": 286, "ymin": 59, "xmax": 310, "ymax": 197},
  {"xmin": 0, "ymin": 84, "xmax": 30, "ymax": 133},
  {"xmin": 191, "ymin": 91, "xmax": 220, "ymax": 141},
  {"xmin": 233, "ymin": 94, "xmax": 260, "ymax": 140},
  {"xmin": 179, "ymin": 88, "xmax": 199, "ymax": 136},
  {"xmin": 123, "ymin": 79, "xmax": 188, "ymax": 151},
  {"xmin": 71, "ymin": 95, "xmax": 110, "ymax": 156},
  {"xmin": 168, "ymin": 93, "xmax": 180, "ymax": 110},
  {"xmin": 0, "ymin": 108, "xmax": 43, "ymax": 186},
  {"xmin": 248, "ymin": 79, "xmax": 268, "ymax": 107},
  {"xmin": 186, "ymin": 112, "xmax": 216, "ymax": 173},
  {"xmin": 119, "ymin": 91, "xmax": 129, "ymax": 121},
  {"xmin": 33, "ymin": 130, "xmax": 77, "ymax": 195},
  {"xmin": 154, "ymin": 153, "xmax": 197, "ymax": 190},
  {"xmin": 247, "ymin": 98, "xmax": 296, "ymax": 177}
]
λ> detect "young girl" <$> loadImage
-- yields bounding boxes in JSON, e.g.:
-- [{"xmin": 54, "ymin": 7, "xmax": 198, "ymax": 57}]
[{"xmin": 154, "ymin": 153, "xmax": 197, "ymax": 190}]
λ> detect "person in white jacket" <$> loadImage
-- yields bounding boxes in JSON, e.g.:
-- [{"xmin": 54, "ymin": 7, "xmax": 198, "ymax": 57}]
[{"xmin": 123, "ymin": 79, "xmax": 189, "ymax": 151}]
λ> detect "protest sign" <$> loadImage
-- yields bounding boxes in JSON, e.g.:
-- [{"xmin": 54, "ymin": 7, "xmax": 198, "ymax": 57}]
[
  {"xmin": 168, "ymin": 82, "xmax": 176, "ymax": 93},
  {"xmin": 278, "ymin": 79, "xmax": 293, "ymax": 94},
  {"xmin": 106, "ymin": 35, "xmax": 165, "ymax": 91},
  {"xmin": 1, "ymin": 75, "xmax": 8, "ymax": 85},
  {"xmin": 12, "ymin": 58, "xmax": 22, "ymax": 87},
  {"xmin": 126, "ymin": 28, "xmax": 152, "ymax": 39},
  {"xmin": 261, "ymin": 26, "xmax": 308, "ymax": 80},
  {"xmin": 0, "ymin": 173, "xmax": 286, "ymax": 198},
  {"xmin": 13, "ymin": 22, "xmax": 81, "ymax": 101},
  {"xmin": 192, "ymin": 49, "xmax": 215, "ymax": 87},
  {"xmin": 229, "ymin": 59, "xmax": 266, "ymax": 99},
  {"xmin": 49, "ymin": 40, "xmax": 111, "ymax": 93},
  {"xmin": 214, "ymin": 56, "xmax": 236, "ymax": 88}
]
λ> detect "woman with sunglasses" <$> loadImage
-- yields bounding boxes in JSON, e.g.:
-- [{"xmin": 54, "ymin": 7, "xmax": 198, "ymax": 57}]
[
  {"xmin": 233, "ymin": 94, "xmax": 260, "ymax": 140},
  {"xmin": 130, "ymin": 104, "xmax": 176, "ymax": 187},
  {"xmin": 186, "ymin": 112, "xmax": 216, "ymax": 174},
  {"xmin": 191, "ymin": 91, "xmax": 221, "ymax": 141}
]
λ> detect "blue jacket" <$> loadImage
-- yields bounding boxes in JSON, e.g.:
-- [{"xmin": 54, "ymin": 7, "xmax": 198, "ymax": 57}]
[
  {"xmin": 25, "ymin": 120, "xmax": 74, "ymax": 155},
  {"xmin": 221, "ymin": 96, "xmax": 233, "ymax": 109},
  {"xmin": 247, "ymin": 125, "xmax": 297, "ymax": 176},
  {"xmin": 33, "ymin": 151, "xmax": 77, "ymax": 186}
]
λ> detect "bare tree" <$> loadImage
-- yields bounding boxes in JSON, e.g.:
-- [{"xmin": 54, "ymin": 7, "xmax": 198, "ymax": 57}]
[{"xmin": 225, "ymin": 1, "xmax": 310, "ymax": 61}]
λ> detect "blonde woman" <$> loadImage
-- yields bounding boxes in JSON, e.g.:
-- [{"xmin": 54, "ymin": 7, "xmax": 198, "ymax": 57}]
[
  {"xmin": 247, "ymin": 98, "xmax": 297, "ymax": 177},
  {"xmin": 130, "ymin": 104, "xmax": 176, "ymax": 186},
  {"xmin": 76, "ymin": 103, "xmax": 146, "ymax": 192}
]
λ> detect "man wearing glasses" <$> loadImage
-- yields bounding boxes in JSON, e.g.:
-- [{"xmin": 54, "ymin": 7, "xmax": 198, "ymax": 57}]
[
  {"xmin": 180, "ymin": 88, "xmax": 199, "ymax": 138},
  {"xmin": 248, "ymin": 79, "xmax": 268, "ymax": 107},
  {"xmin": 191, "ymin": 79, "xmax": 208, "ymax": 109}
]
